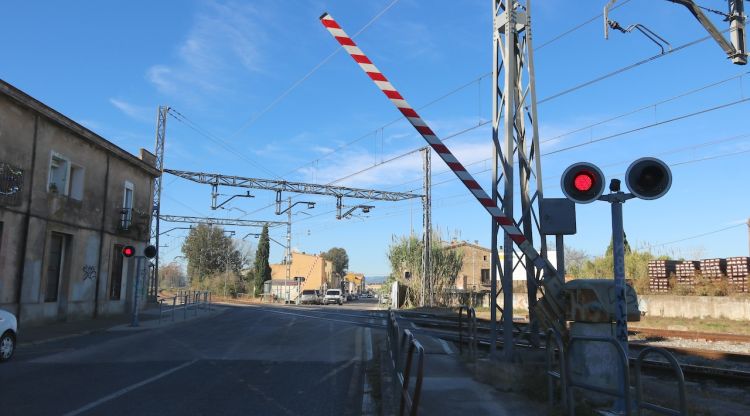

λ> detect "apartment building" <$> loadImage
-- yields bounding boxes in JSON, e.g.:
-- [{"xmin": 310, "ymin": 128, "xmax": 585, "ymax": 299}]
[{"xmin": 0, "ymin": 79, "xmax": 159, "ymax": 325}]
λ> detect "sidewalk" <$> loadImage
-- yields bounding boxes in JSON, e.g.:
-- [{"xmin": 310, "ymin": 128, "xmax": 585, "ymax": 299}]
[
  {"xmin": 395, "ymin": 329, "xmax": 548, "ymax": 415},
  {"xmin": 18, "ymin": 303, "xmax": 223, "ymax": 346}
]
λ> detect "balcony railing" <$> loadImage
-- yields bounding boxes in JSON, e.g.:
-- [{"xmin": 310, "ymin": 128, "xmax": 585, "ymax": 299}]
[{"xmin": 120, "ymin": 207, "xmax": 133, "ymax": 230}]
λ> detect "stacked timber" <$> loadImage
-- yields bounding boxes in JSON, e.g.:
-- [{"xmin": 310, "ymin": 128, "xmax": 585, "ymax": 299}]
[
  {"xmin": 675, "ymin": 260, "xmax": 700, "ymax": 287},
  {"xmin": 726, "ymin": 257, "xmax": 749, "ymax": 292},
  {"xmin": 647, "ymin": 260, "xmax": 676, "ymax": 293},
  {"xmin": 699, "ymin": 258, "xmax": 727, "ymax": 281}
]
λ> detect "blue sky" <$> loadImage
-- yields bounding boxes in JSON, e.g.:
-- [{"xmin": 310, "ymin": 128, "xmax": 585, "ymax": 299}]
[{"xmin": 2, "ymin": 0, "xmax": 749, "ymax": 276}]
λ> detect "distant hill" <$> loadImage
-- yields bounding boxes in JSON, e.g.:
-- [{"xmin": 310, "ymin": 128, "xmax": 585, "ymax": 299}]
[{"xmin": 365, "ymin": 275, "xmax": 388, "ymax": 284}]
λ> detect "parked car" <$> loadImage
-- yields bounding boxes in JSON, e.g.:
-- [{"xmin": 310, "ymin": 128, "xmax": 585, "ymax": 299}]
[
  {"xmin": 0, "ymin": 309, "xmax": 18, "ymax": 362},
  {"xmin": 323, "ymin": 289, "xmax": 344, "ymax": 305},
  {"xmin": 299, "ymin": 290, "xmax": 322, "ymax": 305}
]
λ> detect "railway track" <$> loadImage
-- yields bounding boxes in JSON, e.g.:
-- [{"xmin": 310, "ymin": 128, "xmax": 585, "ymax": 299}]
[{"xmin": 394, "ymin": 310, "xmax": 750, "ymax": 385}]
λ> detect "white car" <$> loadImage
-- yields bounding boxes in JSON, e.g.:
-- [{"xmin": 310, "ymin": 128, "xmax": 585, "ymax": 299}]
[
  {"xmin": 0, "ymin": 309, "xmax": 18, "ymax": 362},
  {"xmin": 323, "ymin": 289, "xmax": 344, "ymax": 305}
]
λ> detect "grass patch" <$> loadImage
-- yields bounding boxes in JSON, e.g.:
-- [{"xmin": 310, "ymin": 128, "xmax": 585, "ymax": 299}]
[{"xmin": 631, "ymin": 315, "xmax": 750, "ymax": 335}]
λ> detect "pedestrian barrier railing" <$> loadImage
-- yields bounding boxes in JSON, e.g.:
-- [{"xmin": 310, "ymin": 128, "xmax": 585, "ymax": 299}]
[
  {"xmin": 158, "ymin": 291, "xmax": 212, "ymax": 324},
  {"xmin": 634, "ymin": 347, "xmax": 687, "ymax": 416},
  {"xmin": 457, "ymin": 305, "xmax": 477, "ymax": 361},
  {"xmin": 565, "ymin": 336, "xmax": 631, "ymax": 416},
  {"xmin": 387, "ymin": 310, "xmax": 425, "ymax": 416},
  {"xmin": 545, "ymin": 328, "xmax": 567, "ymax": 410},
  {"xmin": 547, "ymin": 334, "xmax": 688, "ymax": 416}
]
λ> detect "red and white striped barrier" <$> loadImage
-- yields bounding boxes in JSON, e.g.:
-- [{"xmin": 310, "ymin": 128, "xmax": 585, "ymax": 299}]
[{"xmin": 320, "ymin": 12, "xmax": 557, "ymax": 276}]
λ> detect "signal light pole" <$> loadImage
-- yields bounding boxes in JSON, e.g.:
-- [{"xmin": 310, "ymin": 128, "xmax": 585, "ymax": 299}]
[{"xmin": 561, "ymin": 157, "xmax": 671, "ymax": 414}]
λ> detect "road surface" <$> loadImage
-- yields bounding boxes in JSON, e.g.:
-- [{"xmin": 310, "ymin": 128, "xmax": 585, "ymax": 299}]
[{"xmin": 1, "ymin": 299, "xmax": 387, "ymax": 416}]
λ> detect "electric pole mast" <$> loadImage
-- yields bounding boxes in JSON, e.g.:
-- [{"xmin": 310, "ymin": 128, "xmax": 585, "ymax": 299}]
[
  {"xmin": 421, "ymin": 147, "xmax": 432, "ymax": 307},
  {"xmin": 491, "ymin": 0, "xmax": 546, "ymax": 359},
  {"xmin": 149, "ymin": 105, "xmax": 169, "ymax": 302}
]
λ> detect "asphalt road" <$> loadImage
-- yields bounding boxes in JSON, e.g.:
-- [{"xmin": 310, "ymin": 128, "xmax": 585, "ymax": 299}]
[{"xmin": 1, "ymin": 299, "xmax": 387, "ymax": 416}]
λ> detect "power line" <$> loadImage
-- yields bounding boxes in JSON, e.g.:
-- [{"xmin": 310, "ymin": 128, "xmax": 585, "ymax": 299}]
[
  {"xmin": 229, "ymin": 0, "xmax": 401, "ymax": 139},
  {"xmin": 542, "ymin": 97, "xmax": 750, "ymax": 156},
  {"xmin": 537, "ymin": 29, "xmax": 729, "ymax": 105},
  {"xmin": 654, "ymin": 223, "xmax": 745, "ymax": 246},
  {"xmin": 168, "ymin": 108, "xmax": 282, "ymax": 179}
]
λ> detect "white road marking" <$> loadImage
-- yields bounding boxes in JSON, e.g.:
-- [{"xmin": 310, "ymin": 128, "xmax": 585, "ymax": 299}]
[
  {"xmin": 410, "ymin": 321, "xmax": 418, "ymax": 329},
  {"xmin": 62, "ymin": 359, "xmax": 197, "ymax": 416},
  {"xmin": 439, "ymin": 338, "xmax": 454, "ymax": 355},
  {"xmin": 364, "ymin": 327, "xmax": 373, "ymax": 361}
]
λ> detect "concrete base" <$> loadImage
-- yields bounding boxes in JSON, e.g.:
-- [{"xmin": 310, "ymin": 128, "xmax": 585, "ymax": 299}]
[
  {"xmin": 569, "ymin": 322, "xmax": 625, "ymax": 406},
  {"xmin": 473, "ymin": 349, "xmax": 547, "ymax": 394}
]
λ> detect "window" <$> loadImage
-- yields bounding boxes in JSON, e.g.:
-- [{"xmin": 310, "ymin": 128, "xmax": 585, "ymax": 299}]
[
  {"xmin": 483, "ymin": 255, "xmax": 487, "ymax": 261},
  {"xmin": 48, "ymin": 152, "xmax": 84, "ymax": 200},
  {"xmin": 45, "ymin": 232, "xmax": 67, "ymax": 302},
  {"xmin": 121, "ymin": 181, "xmax": 134, "ymax": 229},
  {"xmin": 48, "ymin": 153, "xmax": 69, "ymax": 195},
  {"xmin": 69, "ymin": 164, "xmax": 84, "ymax": 200},
  {"xmin": 110, "ymin": 244, "xmax": 124, "ymax": 300},
  {"xmin": 481, "ymin": 268, "xmax": 490, "ymax": 285}
]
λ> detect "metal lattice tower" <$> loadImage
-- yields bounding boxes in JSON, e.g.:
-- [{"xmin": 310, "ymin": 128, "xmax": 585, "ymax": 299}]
[
  {"xmin": 149, "ymin": 105, "xmax": 169, "ymax": 302},
  {"xmin": 491, "ymin": 0, "xmax": 547, "ymax": 359}
]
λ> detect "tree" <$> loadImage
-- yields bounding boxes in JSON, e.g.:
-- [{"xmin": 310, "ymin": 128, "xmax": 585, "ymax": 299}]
[
  {"xmin": 159, "ymin": 262, "xmax": 186, "ymax": 288},
  {"xmin": 387, "ymin": 232, "xmax": 463, "ymax": 307},
  {"xmin": 181, "ymin": 224, "xmax": 243, "ymax": 285},
  {"xmin": 252, "ymin": 224, "xmax": 272, "ymax": 295},
  {"xmin": 322, "ymin": 247, "xmax": 349, "ymax": 277}
]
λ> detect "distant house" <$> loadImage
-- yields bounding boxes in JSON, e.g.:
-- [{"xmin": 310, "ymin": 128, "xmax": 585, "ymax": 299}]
[
  {"xmin": 445, "ymin": 240, "xmax": 558, "ymax": 291},
  {"xmin": 0, "ymin": 79, "xmax": 160, "ymax": 326},
  {"xmin": 445, "ymin": 241, "xmax": 492, "ymax": 291},
  {"xmin": 270, "ymin": 251, "xmax": 334, "ymax": 292}
]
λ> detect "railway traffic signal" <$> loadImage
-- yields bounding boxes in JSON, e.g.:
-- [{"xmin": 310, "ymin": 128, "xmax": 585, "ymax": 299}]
[
  {"xmin": 560, "ymin": 162, "xmax": 606, "ymax": 204},
  {"xmin": 625, "ymin": 157, "xmax": 672, "ymax": 200},
  {"xmin": 144, "ymin": 245, "xmax": 157, "ymax": 259},
  {"xmin": 122, "ymin": 245, "xmax": 157, "ymax": 258},
  {"xmin": 122, "ymin": 245, "xmax": 135, "ymax": 258}
]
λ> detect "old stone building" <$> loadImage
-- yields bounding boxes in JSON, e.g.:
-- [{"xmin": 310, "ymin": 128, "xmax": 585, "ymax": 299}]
[
  {"xmin": 0, "ymin": 79, "xmax": 159, "ymax": 326},
  {"xmin": 446, "ymin": 240, "xmax": 558, "ymax": 291}
]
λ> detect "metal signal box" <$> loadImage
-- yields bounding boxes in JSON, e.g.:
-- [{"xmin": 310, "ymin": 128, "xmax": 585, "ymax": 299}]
[{"xmin": 564, "ymin": 279, "xmax": 641, "ymax": 323}]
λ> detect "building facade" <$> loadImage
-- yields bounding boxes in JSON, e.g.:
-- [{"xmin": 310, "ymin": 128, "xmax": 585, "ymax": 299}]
[
  {"xmin": 0, "ymin": 79, "xmax": 159, "ymax": 326},
  {"xmin": 446, "ymin": 240, "xmax": 558, "ymax": 291},
  {"xmin": 270, "ymin": 251, "xmax": 334, "ymax": 292}
]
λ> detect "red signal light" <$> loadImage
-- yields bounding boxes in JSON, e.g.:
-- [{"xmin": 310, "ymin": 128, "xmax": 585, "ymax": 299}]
[
  {"xmin": 122, "ymin": 246, "xmax": 135, "ymax": 258},
  {"xmin": 573, "ymin": 172, "xmax": 594, "ymax": 192},
  {"xmin": 560, "ymin": 162, "xmax": 605, "ymax": 204}
]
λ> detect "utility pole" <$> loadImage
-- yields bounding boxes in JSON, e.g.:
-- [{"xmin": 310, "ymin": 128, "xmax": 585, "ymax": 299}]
[
  {"xmin": 286, "ymin": 197, "xmax": 292, "ymax": 302},
  {"xmin": 421, "ymin": 147, "xmax": 431, "ymax": 307},
  {"xmin": 491, "ymin": 0, "xmax": 547, "ymax": 359},
  {"xmin": 149, "ymin": 105, "xmax": 169, "ymax": 303}
]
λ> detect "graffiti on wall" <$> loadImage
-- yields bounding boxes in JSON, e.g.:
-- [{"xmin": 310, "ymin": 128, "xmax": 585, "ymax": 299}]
[{"xmin": 82, "ymin": 265, "xmax": 97, "ymax": 281}]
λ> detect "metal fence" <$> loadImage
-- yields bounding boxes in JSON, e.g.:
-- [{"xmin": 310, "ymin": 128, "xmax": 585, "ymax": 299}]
[
  {"xmin": 158, "ymin": 290, "xmax": 212, "ymax": 324},
  {"xmin": 387, "ymin": 309, "xmax": 425, "ymax": 416},
  {"xmin": 458, "ymin": 305, "xmax": 477, "ymax": 361},
  {"xmin": 546, "ymin": 334, "xmax": 687, "ymax": 416}
]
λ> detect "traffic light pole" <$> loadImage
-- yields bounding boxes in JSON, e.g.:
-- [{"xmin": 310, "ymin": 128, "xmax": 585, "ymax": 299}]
[
  {"xmin": 599, "ymin": 186, "xmax": 635, "ymax": 413},
  {"xmin": 131, "ymin": 255, "xmax": 145, "ymax": 327}
]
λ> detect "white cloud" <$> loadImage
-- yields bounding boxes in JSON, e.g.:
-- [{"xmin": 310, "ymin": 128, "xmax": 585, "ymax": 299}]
[
  {"xmin": 109, "ymin": 98, "xmax": 152, "ymax": 122},
  {"xmin": 146, "ymin": 0, "xmax": 268, "ymax": 97}
]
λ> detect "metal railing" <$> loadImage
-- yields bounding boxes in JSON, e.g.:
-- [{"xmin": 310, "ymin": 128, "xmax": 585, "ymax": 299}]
[
  {"xmin": 458, "ymin": 305, "xmax": 477, "ymax": 361},
  {"xmin": 635, "ymin": 347, "xmax": 687, "ymax": 416},
  {"xmin": 565, "ymin": 336, "xmax": 631, "ymax": 416},
  {"xmin": 546, "ymin": 328, "xmax": 567, "ymax": 410},
  {"xmin": 387, "ymin": 310, "xmax": 425, "ymax": 416},
  {"xmin": 158, "ymin": 290, "xmax": 212, "ymax": 324}
]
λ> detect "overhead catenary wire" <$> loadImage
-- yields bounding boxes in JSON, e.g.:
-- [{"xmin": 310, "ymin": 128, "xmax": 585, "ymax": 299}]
[
  {"xmin": 281, "ymin": 0, "xmax": 639, "ymax": 178},
  {"xmin": 229, "ymin": 0, "xmax": 401, "ymax": 139}
]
